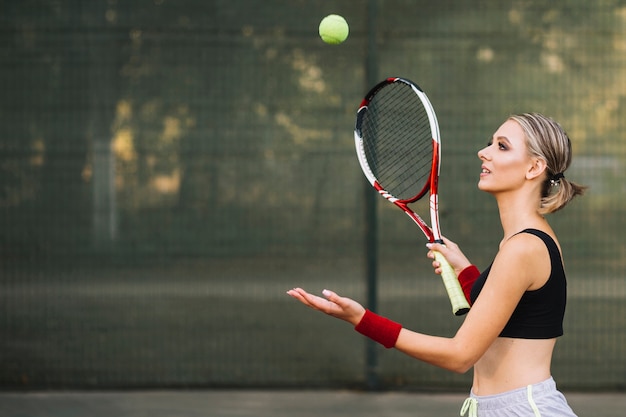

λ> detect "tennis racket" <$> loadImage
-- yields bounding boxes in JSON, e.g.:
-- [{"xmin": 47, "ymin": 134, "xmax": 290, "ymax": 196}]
[{"xmin": 354, "ymin": 77, "xmax": 470, "ymax": 316}]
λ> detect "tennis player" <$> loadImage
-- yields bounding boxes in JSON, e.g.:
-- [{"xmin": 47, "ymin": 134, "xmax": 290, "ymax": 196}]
[{"xmin": 287, "ymin": 113, "xmax": 585, "ymax": 416}]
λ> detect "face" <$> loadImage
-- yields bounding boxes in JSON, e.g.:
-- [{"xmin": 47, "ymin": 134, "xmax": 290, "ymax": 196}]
[{"xmin": 477, "ymin": 119, "xmax": 534, "ymax": 193}]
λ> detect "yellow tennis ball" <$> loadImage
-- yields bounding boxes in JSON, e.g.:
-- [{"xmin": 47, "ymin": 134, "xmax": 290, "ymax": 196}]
[{"xmin": 318, "ymin": 14, "xmax": 349, "ymax": 45}]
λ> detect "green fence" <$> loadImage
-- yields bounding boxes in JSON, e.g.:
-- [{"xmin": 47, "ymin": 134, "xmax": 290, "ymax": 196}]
[{"xmin": 1, "ymin": 0, "xmax": 625, "ymax": 390}]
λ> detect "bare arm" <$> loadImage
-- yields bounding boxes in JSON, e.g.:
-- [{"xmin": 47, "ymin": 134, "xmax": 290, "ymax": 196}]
[
  {"xmin": 396, "ymin": 234, "xmax": 550, "ymax": 372},
  {"xmin": 287, "ymin": 234, "xmax": 549, "ymax": 374}
]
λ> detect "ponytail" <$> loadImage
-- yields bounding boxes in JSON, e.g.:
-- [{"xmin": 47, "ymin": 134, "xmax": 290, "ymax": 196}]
[{"xmin": 539, "ymin": 175, "xmax": 587, "ymax": 214}]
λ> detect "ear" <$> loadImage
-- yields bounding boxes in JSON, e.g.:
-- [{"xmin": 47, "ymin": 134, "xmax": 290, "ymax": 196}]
[{"xmin": 526, "ymin": 158, "xmax": 547, "ymax": 181}]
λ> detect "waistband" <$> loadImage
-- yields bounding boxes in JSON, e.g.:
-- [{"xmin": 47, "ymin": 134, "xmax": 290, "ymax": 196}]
[{"xmin": 469, "ymin": 377, "xmax": 556, "ymax": 411}]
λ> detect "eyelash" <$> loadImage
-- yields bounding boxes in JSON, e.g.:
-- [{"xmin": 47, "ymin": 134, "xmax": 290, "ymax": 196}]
[{"xmin": 487, "ymin": 140, "xmax": 507, "ymax": 150}]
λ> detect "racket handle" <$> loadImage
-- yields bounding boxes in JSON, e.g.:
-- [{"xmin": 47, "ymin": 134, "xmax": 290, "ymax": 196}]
[{"xmin": 433, "ymin": 252, "xmax": 471, "ymax": 316}]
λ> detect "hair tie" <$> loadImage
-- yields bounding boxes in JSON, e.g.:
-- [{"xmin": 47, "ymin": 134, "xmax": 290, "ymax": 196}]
[{"xmin": 550, "ymin": 172, "xmax": 565, "ymax": 186}]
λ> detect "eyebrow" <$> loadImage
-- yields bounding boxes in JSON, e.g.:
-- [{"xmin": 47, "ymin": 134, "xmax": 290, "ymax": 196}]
[{"xmin": 494, "ymin": 135, "xmax": 512, "ymax": 145}]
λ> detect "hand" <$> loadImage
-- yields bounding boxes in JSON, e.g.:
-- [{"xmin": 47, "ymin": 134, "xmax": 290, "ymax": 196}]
[
  {"xmin": 286, "ymin": 288, "xmax": 366, "ymax": 326},
  {"xmin": 426, "ymin": 236, "xmax": 472, "ymax": 276}
]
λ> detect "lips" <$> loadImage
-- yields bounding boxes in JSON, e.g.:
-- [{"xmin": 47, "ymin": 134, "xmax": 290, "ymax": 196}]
[{"xmin": 481, "ymin": 166, "xmax": 491, "ymax": 174}]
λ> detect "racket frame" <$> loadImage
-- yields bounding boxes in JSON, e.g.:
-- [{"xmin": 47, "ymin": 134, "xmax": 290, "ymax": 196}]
[{"xmin": 354, "ymin": 77, "xmax": 470, "ymax": 316}]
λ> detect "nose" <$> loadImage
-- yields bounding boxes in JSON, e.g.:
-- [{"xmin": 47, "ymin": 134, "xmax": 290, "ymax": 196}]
[{"xmin": 477, "ymin": 146, "xmax": 489, "ymax": 160}]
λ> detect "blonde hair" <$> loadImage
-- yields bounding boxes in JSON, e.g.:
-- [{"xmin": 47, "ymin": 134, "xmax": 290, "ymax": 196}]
[{"xmin": 508, "ymin": 113, "xmax": 586, "ymax": 214}]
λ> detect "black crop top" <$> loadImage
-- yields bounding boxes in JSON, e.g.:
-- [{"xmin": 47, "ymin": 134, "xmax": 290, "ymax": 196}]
[{"xmin": 469, "ymin": 229, "xmax": 566, "ymax": 339}]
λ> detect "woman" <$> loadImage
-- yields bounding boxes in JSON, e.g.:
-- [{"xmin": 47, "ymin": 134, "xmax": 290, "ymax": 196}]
[{"xmin": 287, "ymin": 113, "xmax": 585, "ymax": 416}]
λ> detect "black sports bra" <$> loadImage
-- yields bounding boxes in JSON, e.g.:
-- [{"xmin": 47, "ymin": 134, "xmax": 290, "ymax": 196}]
[{"xmin": 470, "ymin": 229, "xmax": 566, "ymax": 339}]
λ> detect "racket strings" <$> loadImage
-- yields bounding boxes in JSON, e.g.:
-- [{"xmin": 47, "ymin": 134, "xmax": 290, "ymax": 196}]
[{"xmin": 361, "ymin": 82, "xmax": 434, "ymax": 201}]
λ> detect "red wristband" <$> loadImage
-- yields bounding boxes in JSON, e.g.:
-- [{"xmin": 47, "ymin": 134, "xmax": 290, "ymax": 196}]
[
  {"xmin": 458, "ymin": 265, "xmax": 480, "ymax": 305},
  {"xmin": 354, "ymin": 309, "xmax": 402, "ymax": 349}
]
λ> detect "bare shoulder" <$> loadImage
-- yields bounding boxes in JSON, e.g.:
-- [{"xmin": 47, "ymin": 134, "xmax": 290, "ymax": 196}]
[
  {"xmin": 494, "ymin": 231, "xmax": 553, "ymax": 290},
  {"xmin": 505, "ymin": 231, "xmax": 553, "ymax": 254}
]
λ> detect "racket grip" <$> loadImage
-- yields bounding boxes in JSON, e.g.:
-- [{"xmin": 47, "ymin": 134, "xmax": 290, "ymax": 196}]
[{"xmin": 434, "ymin": 252, "xmax": 471, "ymax": 316}]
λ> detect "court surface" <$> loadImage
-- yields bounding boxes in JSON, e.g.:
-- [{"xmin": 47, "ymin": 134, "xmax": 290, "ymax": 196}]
[{"xmin": 0, "ymin": 390, "xmax": 624, "ymax": 417}]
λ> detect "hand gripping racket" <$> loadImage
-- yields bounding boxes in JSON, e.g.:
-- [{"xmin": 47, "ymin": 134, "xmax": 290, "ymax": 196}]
[{"xmin": 354, "ymin": 77, "xmax": 470, "ymax": 316}]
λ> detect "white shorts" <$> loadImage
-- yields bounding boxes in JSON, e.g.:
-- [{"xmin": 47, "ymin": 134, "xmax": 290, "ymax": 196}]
[{"xmin": 460, "ymin": 377, "xmax": 577, "ymax": 417}]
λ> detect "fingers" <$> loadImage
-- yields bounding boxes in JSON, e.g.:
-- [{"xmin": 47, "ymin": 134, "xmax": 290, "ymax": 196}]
[
  {"xmin": 286, "ymin": 287, "xmax": 338, "ymax": 313},
  {"xmin": 321, "ymin": 289, "xmax": 340, "ymax": 304},
  {"xmin": 426, "ymin": 242, "xmax": 447, "ymax": 255},
  {"xmin": 427, "ymin": 236, "xmax": 459, "ymax": 254},
  {"xmin": 286, "ymin": 288, "xmax": 366, "ymax": 325},
  {"xmin": 441, "ymin": 236, "xmax": 456, "ymax": 247},
  {"xmin": 287, "ymin": 287, "xmax": 322, "ymax": 309},
  {"xmin": 426, "ymin": 238, "xmax": 472, "ymax": 276},
  {"xmin": 426, "ymin": 243, "xmax": 446, "ymax": 272},
  {"xmin": 320, "ymin": 289, "xmax": 355, "ymax": 313},
  {"xmin": 427, "ymin": 240, "xmax": 455, "ymax": 275}
]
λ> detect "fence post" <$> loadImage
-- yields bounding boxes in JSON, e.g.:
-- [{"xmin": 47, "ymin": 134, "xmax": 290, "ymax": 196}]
[{"xmin": 364, "ymin": 0, "xmax": 380, "ymax": 391}]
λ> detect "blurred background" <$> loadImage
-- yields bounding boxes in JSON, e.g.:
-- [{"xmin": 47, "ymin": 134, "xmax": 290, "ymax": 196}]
[{"xmin": 1, "ymin": 0, "xmax": 625, "ymax": 392}]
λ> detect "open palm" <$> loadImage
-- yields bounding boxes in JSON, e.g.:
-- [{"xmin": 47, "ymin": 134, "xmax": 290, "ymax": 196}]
[{"xmin": 286, "ymin": 288, "xmax": 365, "ymax": 326}]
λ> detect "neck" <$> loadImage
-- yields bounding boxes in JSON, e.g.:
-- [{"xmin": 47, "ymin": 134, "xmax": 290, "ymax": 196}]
[{"xmin": 494, "ymin": 191, "xmax": 546, "ymax": 243}]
